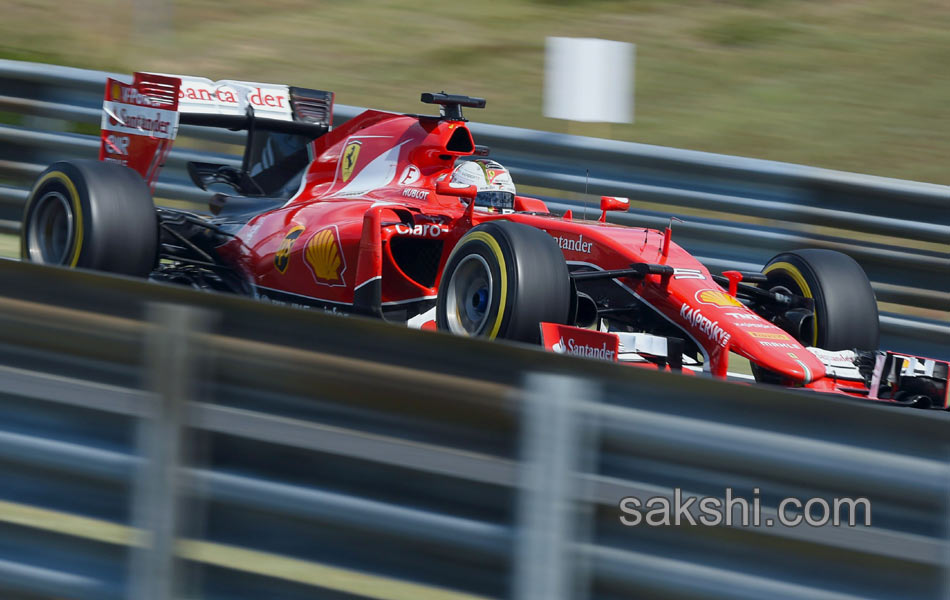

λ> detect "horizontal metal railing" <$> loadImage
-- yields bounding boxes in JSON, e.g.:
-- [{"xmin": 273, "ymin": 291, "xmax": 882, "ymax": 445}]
[
  {"xmin": 0, "ymin": 61, "xmax": 946, "ymax": 339},
  {"xmin": 0, "ymin": 259, "xmax": 948, "ymax": 600},
  {"xmin": 0, "ymin": 61, "xmax": 944, "ymax": 355}
]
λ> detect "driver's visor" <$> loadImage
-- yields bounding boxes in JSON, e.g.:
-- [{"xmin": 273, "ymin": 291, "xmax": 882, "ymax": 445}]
[{"xmin": 474, "ymin": 190, "xmax": 514, "ymax": 209}]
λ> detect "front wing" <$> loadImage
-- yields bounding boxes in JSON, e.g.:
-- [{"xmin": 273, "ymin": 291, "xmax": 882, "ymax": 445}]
[{"xmin": 540, "ymin": 323, "xmax": 950, "ymax": 409}]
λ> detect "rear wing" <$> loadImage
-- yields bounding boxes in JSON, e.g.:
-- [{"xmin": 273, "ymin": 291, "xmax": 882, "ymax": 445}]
[
  {"xmin": 99, "ymin": 71, "xmax": 334, "ymax": 190},
  {"xmin": 168, "ymin": 74, "xmax": 334, "ymax": 135}
]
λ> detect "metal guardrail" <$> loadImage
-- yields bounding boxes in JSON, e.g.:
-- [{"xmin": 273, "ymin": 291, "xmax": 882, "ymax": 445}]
[
  {"xmin": 0, "ymin": 58, "xmax": 946, "ymax": 356},
  {"xmin": 0, "ymin": 258, "xmax": 949, "ymax": 600}
]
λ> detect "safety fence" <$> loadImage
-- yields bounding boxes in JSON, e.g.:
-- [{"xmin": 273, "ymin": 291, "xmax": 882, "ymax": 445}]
[
  {"xmin": 0, "ymin": 59, "xmax": 946, "ymax": 358},
  {"xmin": 0, "ymin": 258, "xmax": 948, "ymax": 600}
]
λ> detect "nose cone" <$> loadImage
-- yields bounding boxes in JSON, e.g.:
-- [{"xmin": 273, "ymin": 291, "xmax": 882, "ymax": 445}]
[{"xmin": 729, "ymin": 327, "xmax": 826, "ymax": 384}]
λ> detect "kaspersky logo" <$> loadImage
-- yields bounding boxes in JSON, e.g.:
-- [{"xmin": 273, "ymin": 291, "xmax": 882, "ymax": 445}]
[
  {"xmin": 552, "ymin": 336, "xmax": 616, "ymax": 360},
  {"xmin": 680, "ymin": 304, "xmax": 731, "ymax": 348},
  {"xmin": 305, "ymin": 226, "xmax": 347, "ymax": 286}
]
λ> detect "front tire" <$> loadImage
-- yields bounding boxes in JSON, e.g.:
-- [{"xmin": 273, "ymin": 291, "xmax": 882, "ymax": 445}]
[
  {"xmin": 21, "ymin": 160, "xmax": 158, "ymax": 276},
  {"xmin": 436, "ymin": 221, "xmax": 571, "ymax": 343},
  {"xmin": 763, "ymin": 249, "xmax": 879, "ymax": 350}
]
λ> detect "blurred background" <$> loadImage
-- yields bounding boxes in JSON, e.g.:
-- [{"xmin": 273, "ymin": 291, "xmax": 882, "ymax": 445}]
[
  {"xmin": 0, "ymin": 2, "xmax": 948, "ymax": 600},
  {"xmin": 1, "ymin": 0, "xmax": 946, "ymax": 325},
  {"xmin": 1, "ymin": 0, "xmax": 949, "ymax": 184}
]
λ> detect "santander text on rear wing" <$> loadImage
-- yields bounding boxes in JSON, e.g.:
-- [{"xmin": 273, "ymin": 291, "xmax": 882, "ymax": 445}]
[
  {"xmin": 99, "ymin": 71, "xmax": 334, "ymax": 189},
  {"xmin": 164, "ymin": 73, "xmax": 334, "ymax": 134}
]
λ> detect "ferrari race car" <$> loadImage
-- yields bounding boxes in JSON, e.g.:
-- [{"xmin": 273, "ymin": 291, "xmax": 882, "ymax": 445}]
[{"xmin": 19, "ymin": 72, "xmax": 949, "ymax": 408}]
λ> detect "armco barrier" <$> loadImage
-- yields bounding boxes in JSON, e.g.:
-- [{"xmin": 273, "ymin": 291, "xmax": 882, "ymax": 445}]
[
  {"xmin": 0, "ymin": 59, "xmax": 946, "ymax": 358},
  {"xmin": 0, "ymin": 258, "xmax": 948, "ymax": 600}
]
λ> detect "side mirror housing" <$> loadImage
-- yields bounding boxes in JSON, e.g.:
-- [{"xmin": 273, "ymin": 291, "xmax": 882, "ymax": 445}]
[
  {"xmin": 514, "ymin": 195, "xmax": 549, "ymax": 213},
  {"xmin": 599, "ymin": 196, "xmax": 630, "ymax": 222},
  {"xmin": 436, "ymin": 181, "xmax": 477, "ymax": 199}
]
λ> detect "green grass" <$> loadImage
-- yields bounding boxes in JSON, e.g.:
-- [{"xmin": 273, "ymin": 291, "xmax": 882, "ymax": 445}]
[
  {"xmin": 0, "ymin": 112, "xmax": 23, "ymax": 127},
  {"xmin": 0, "ymin": 234, "xmax": 17, "ymax": 259},
  {"xmin": 1, "ymin": 0, "xmax": 949, "ymax": 184}
]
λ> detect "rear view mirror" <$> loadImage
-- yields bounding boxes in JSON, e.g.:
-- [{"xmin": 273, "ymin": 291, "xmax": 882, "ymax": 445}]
[
  {"xmin": 436, "ymin": 182, "xmax": 477, "ymax": 199},
  {"xmin": 599, "ymin": 196, "xmax": 630, "ymax": 222}
]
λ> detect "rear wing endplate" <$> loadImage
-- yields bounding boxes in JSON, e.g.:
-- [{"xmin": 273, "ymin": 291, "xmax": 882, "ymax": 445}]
[{"xmin": 99, "ymin": 72, "xmax": 180, "ymax": 190}]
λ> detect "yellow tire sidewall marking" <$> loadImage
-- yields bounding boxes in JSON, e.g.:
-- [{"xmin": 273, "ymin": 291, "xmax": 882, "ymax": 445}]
[
  {"xmin": 763, "ymin": 261, "xmax": 818, "ymax": 347},
  {"xmin": 445, "ymin": 230, "xmax": 508, "ymax": 339},
  {"xmin": 30, "ymin": 171, "xmax": 84, "ymax": 267}
]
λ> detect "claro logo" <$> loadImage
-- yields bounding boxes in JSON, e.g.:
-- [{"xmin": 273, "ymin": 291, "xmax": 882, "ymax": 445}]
[
  {"xmin": 552, "ymin": 337, "xmax": 616, "ymax": 360},
  {"xmin": 394, "ymin": 223, "xmax": 443, "ymax": 238}
]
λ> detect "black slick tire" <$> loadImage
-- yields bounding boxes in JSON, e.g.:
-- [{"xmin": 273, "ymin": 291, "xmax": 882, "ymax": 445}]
[
  {"xmin": 763, "ymin": 249, "xmax": 879, "ymax": 350},
  {"xmin": 436, "ymin": 220, "xmax": 571, "ymax": 343},
  {"xmin": 21, "ymin": 160, "xmax": 158, "ymax": 276}
]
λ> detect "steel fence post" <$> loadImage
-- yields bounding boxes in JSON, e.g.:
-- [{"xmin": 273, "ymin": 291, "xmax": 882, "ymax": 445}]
[
  {"xmin": 127, "ymin": 303, "xmax": 208, "ymax": 600},
  {"xmin": 513, "ymin": 373, "xmax": 594, "ymax": 600}
]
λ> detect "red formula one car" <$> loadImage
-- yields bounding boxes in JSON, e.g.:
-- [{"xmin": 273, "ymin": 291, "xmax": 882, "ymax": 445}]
[{"xmin": 19, "ymin": 72, "xmax": 949, "ymax": 408}]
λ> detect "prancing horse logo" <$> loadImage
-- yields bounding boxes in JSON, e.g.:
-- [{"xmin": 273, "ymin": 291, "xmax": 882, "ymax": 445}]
[{"xmin": 341, "ymin": 140, "xmax": 362, "ymax": 182}]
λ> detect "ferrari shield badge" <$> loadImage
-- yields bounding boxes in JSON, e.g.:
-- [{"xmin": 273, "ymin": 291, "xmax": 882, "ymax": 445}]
[
  {"xmin": 305, "ymin": 225, "xmax": 347, "ymax": 286},
  {"xmin": 341, "ymin": 140, "xmax": 362, "ymax": 182},
  {"xmin": 274, "ymin": 226, "xmax": 305, "ymax": 274}
]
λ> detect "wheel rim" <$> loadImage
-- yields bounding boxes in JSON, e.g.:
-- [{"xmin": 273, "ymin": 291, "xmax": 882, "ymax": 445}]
[
  {"xmin": 445, "ymin": 254, "xmax": 494, "ymax": 336},
  {"xmin": 28, "ymin": 190, "xmax": 74, "ymax": 264}
]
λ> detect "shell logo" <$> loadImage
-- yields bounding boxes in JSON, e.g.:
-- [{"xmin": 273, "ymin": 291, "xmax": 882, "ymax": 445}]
[
  {"xmin": 695, "ymin": 289, "xmax": 743, "ymax": 308},
  {"xmin": 341, "ymin": 140, "xmax": 362, "ymax": 182},
  {"xmin": 305, "ymin": 226, "xmax": 347, "ymax": 286}
]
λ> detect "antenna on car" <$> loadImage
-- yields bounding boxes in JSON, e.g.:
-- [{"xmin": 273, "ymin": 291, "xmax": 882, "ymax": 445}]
[
  {"xmin": 583, "ymin": 168, "xmax": 590, "ymax": 221},
  {"xmin": 662, "ymin": 216, "xmax": 684, "ymax": 258}
]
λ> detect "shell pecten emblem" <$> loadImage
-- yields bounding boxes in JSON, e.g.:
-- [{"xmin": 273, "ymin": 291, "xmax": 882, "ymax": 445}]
[
  {"xmin": 305, "ymin": 226, "xmax": 347, "ymax": 286},
  {"xmin": 341, "ymin": 140, "xmax": 362, "ymax": 182},
  {"xmin": 695, "ymin": 288, "xmax": 744, "ymax": 308}
]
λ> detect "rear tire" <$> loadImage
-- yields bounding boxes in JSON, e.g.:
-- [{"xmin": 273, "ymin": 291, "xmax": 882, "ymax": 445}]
[
  {"xmin": 21, "ymin": 160, "xmax": 158, "ymax": 276},
  {"xmin": 436, "ymin": 221, "xmax": 571, "ymax": 343},
  {"xmin": 763, "ymin": 249, "xmax": 879, "ymax": 350}
]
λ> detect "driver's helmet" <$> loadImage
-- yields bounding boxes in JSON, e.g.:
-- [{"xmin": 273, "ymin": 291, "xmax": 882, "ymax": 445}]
[{"xmin": 450, "ymin": 159, "xmax": 516, "ymax": 210}]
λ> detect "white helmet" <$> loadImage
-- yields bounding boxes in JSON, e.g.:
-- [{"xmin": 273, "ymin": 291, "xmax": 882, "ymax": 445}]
[{"xmin": 450, "ymin": 158, "xmax": 516, "ymax": 210}]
